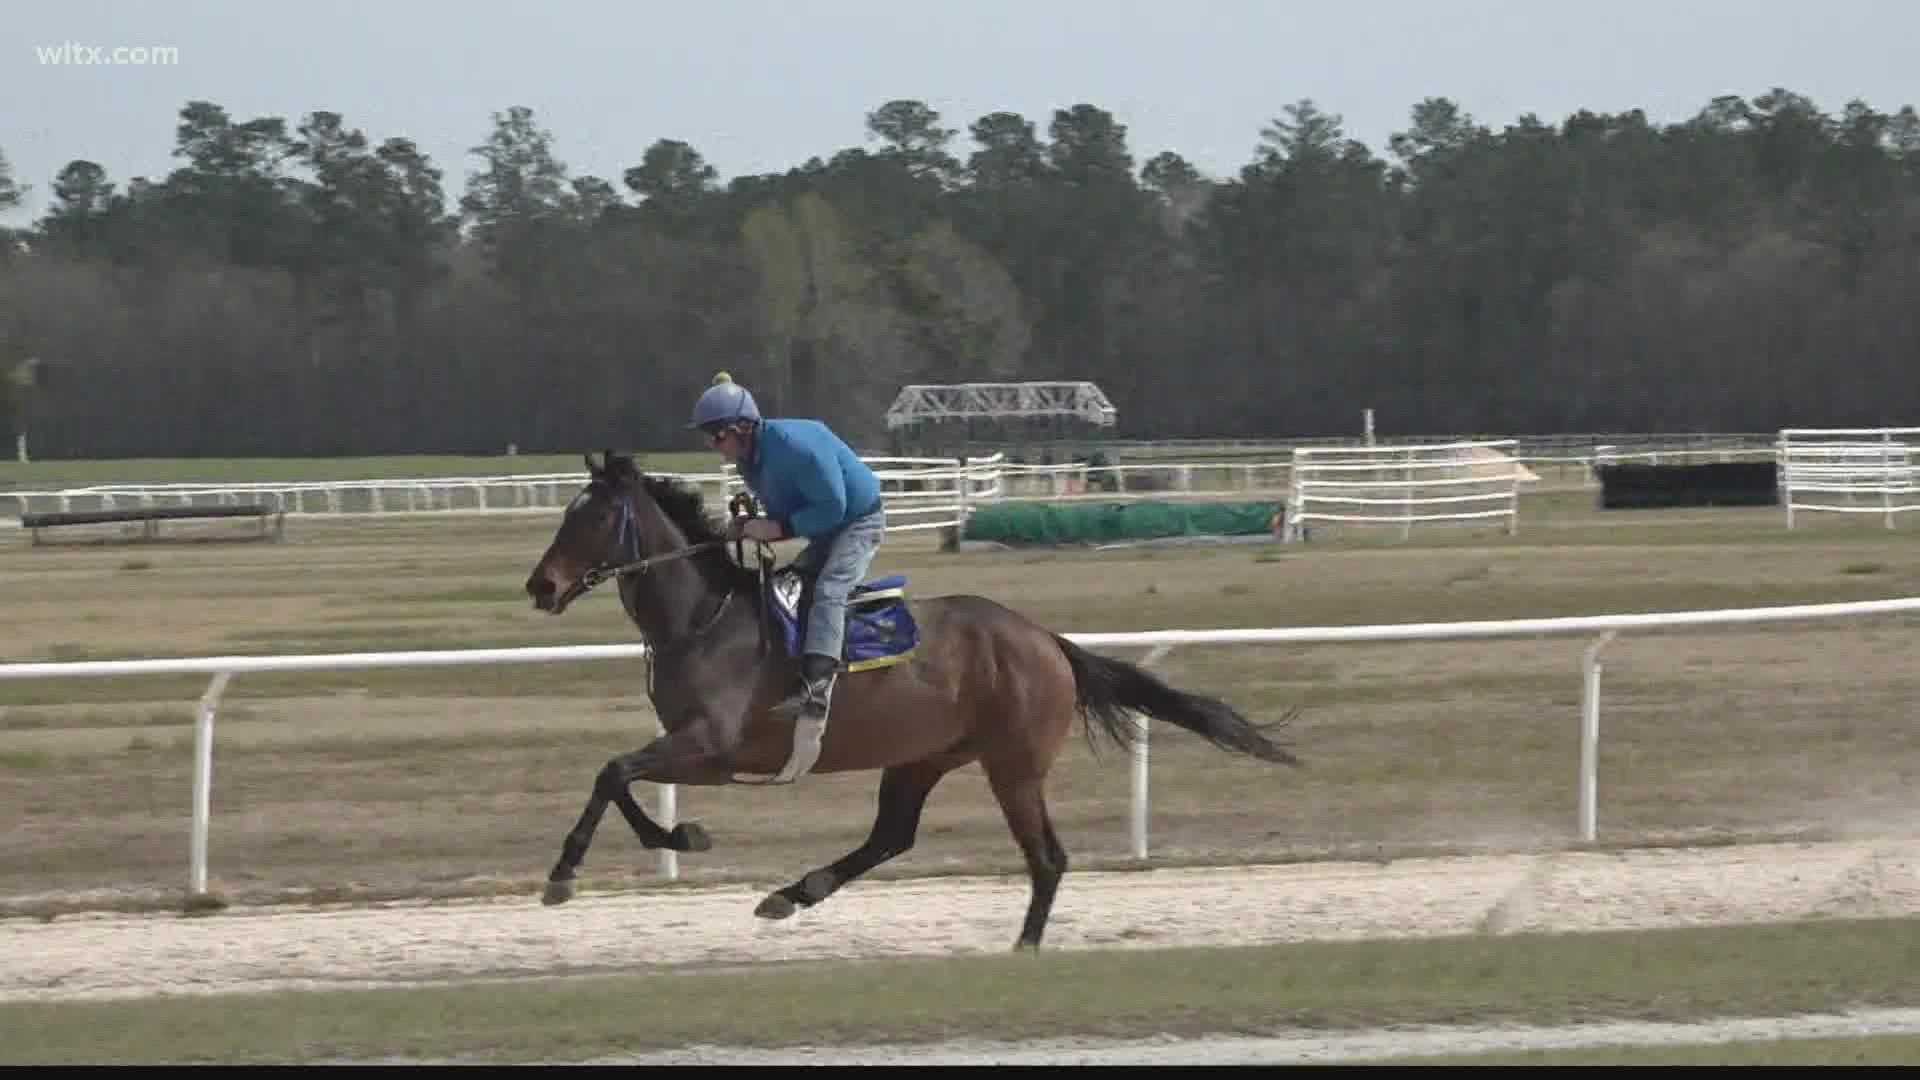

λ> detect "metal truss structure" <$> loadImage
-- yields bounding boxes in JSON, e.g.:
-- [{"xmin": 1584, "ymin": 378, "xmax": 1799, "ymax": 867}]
[{"xmin": 883, "ymin": 381, "xmax": 1118, "ymax": 430}]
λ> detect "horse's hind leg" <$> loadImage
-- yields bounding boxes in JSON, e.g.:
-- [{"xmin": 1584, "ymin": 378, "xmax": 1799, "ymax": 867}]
[
  {"xmin": 754, "ymin": 758, "xmax": 963, "ymax": 920},
  {"xmin": 985, "ymin": 765, "xmax": 1069, "ymax": 951}
]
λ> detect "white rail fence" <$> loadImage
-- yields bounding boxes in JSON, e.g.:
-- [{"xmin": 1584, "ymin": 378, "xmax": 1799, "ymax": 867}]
[
  {"xmin": 4, "ymin": 436, "xmax": 1797, "ymax": 523},
  {"xmin": 1777, "ymin": 427, "xmax": 1920, "ymax": 530},
  {"xmin": 2, "ymin": 455, "xmax": 1009, "ymax": 536},
  {"xmin": 5, "ymin": 595, "xmax": 1919, "ymax": 901},
  {"xmin": 1282, "ymin": 439, "xmax": 1525, "ymax": 542}
]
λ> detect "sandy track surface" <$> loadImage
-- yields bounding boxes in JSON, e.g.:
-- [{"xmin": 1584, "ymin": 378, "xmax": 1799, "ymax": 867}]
[{"xmin": 5, "ymin": 837, "xmax": 1919, "ymax": 1007}]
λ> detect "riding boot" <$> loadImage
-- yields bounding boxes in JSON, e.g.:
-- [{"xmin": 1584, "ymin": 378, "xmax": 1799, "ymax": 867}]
[{"xmin": 772, "ymin": 653, "xmax": 840, "ymax": 718}]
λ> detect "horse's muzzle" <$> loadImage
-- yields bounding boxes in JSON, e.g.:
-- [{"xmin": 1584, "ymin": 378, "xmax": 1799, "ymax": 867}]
[{"xmin": 526, "ymin": 572, "xmax": 565, "ymax": 614}]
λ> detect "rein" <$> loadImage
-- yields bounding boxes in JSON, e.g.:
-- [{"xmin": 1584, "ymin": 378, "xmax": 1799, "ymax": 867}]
[{"xmin": 578, "ymin": 541, "xmax": 728, "ymax": 592}]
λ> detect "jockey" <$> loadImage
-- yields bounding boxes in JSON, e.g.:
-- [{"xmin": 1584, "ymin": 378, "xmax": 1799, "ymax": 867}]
[{"xmin": 690, "ymin": 372, "xmax": 885, "ymax": 719}]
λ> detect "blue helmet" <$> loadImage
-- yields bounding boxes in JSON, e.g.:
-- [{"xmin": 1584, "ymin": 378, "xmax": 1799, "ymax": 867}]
[{"xmin": 688, "ymin": 371, "xmax": 761, "ymax": 429}]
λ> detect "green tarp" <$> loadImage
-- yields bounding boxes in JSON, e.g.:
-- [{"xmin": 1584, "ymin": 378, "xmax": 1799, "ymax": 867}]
[{"xmin": 962, "ymin": 499, "xmax": 1282, "ymax": 545}]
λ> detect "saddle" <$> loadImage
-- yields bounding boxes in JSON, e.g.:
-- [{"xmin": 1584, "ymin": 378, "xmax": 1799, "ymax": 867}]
[{"xmin": 765, "ymin": 568, "xmax": 920, "ymax": 673}]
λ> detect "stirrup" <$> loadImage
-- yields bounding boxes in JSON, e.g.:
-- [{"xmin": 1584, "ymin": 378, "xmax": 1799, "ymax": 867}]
[{"xmin": 772, "ymin": 672, "xmax": 836, "ymax": 718}]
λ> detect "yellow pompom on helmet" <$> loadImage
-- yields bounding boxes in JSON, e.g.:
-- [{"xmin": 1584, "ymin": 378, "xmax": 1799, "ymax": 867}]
[{"xmin": 688, "ymin": 370, "xmax": 761, "ymax": 429}]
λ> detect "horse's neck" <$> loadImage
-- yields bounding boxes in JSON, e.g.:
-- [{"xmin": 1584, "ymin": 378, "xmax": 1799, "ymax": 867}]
[
  {"xmin": 617, "ymin": 560, "xmax": 724, "ymax": 645},
  {"xmin": 619, "ymin": 498, "xmax": 725, "ymax": 646}
]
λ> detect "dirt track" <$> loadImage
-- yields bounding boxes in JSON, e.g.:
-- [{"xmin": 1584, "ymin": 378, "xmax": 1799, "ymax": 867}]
[{"xmin": 5, "ymin": 837, "xmax": 1918, "ymax": 1006}]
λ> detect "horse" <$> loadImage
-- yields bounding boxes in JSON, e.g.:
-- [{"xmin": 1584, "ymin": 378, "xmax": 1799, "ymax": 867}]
[{"xmin": 522, "ymin": 450, "xmax": 1301, "ymax": 950}]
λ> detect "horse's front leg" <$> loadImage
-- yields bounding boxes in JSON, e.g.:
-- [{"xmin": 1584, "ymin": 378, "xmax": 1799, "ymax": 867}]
[
  {"xmin": 608, "ymin": 744, "xmax": 717, "ymax": 856},
  {"xmin": 542, "ymin": 725, "xmax": 734, "ymax": 906},
  {"xmin": 542, "ymin": 782, "xmax": 613, "ymax": 905}
]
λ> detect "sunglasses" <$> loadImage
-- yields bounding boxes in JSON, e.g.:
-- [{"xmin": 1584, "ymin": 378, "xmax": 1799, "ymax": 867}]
[{"xmin": 700, "ymin": 423, "xmax": 733, "ymax": 445}]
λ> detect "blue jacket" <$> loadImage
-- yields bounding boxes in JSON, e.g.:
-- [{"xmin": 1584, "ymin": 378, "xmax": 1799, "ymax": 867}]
[{"xmin": 742, "ymin": 418, "xmax": 882, "ymax": 540}]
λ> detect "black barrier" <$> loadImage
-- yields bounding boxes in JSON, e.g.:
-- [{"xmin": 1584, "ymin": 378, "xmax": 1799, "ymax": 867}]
[
  {"xmin": 1596, "ymin": 462, "xmax": 1780, "ymax": 509},
  {"xmin": 19, "ymin": 503, "xmax": 286, "ymax": 543},
  {"xmin": 21, "ymin": 504, "xmax": 276, "ymax": 527}
]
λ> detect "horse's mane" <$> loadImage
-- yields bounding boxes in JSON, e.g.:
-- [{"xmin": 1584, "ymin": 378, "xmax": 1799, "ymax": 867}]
[{"xmin": 638, "ymin": 473, "xmax": 730, "ymax": 548}]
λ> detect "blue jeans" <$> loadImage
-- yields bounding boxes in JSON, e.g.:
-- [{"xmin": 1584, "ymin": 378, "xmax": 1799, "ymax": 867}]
[{"xmin": 792, "ymin": 504, "xmax": 885, "ymax": 663}]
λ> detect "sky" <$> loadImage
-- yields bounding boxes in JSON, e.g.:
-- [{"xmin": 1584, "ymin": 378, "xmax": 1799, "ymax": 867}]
[{"xmin": 3, "ymin": 0, "xmax": 1918, "ymax": 224}]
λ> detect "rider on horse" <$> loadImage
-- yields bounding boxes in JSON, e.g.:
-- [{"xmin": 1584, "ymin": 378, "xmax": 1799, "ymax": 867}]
[{"xmin": 689, "ymin": 372, "xmax": 885, "ymax": 721}]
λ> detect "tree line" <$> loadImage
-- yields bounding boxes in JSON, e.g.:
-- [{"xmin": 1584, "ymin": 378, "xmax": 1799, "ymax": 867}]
[{"xmin": 1, "ymin": 88, "xmax": 1916, "ymax": 458}]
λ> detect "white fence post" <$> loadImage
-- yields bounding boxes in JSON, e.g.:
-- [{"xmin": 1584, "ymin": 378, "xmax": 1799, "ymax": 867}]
[
  {"xmin": 1779, "ymin": 435, "xmax": 1795, "ymax": 531},
  {"xmin": 1884, "ymin": 429, "xmax": 1895, "ymax": 530},
  {"xmin": 1133, "ymin": 644, "xmax": 1174, "ymax": 859},
  {"xmin": 1578, "ymin": 631, "xmax": 1617, "ymax": 843},
  {"xmin": 957, "ymin": 456, "xmax": 971, "ymax": 532},
  {"xmin": 191, "ymin": 671, "xmax": 234, "ymax": 899},
  {"xmin": 654, "ymin": 717, "xmax": 678, "ymax": 881}
]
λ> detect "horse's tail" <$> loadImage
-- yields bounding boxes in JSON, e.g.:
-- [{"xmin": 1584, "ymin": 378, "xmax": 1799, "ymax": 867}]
[{"xmin": 1052, "ymin": 635, "xmax": 1301, "ymax": 766}]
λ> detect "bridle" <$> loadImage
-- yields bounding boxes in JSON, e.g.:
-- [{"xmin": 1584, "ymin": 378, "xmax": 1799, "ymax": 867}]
[{"xmin": 553, "ymin": 480, "xmax": 775, "ymax": 658}]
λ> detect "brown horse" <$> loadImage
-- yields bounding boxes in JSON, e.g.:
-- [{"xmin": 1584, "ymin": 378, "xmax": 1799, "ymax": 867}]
[{"xmin": 523, "ymin": 450, "xmax": 1300, "ymax": 950}]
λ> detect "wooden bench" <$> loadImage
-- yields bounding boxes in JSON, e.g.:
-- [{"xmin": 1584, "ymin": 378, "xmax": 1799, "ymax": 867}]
[{"xmin": 19, "ymin": 504, "xmax": 287, "ymax": 545}]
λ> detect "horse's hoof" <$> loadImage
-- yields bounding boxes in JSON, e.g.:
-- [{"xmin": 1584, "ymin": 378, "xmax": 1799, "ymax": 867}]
[
  {"xmin": 755, "ymin": 892, "xmax": 797, "ymax": 920},
  {"xmin": 542, "ymin": 879, "xmax": 575, "ymax": 906},
  {"xmin": 671, "ymin": 823, "xmax": 712, "ymax": 852}
]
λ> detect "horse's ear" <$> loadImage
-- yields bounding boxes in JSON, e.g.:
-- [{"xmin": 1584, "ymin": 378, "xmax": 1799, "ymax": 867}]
[
  {"xmin": 604, "ymin": 449, "xmax": 638, "ymax": 479},
  {"xmin": 583, "ymin": 451, "xmax": 601, "ymax": 478}
]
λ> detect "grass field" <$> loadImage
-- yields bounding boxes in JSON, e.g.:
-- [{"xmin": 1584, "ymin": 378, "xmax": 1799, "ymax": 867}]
[{"xmin": 3, "ymin": 916, "xmax": 1918, "ymax": 1063}]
